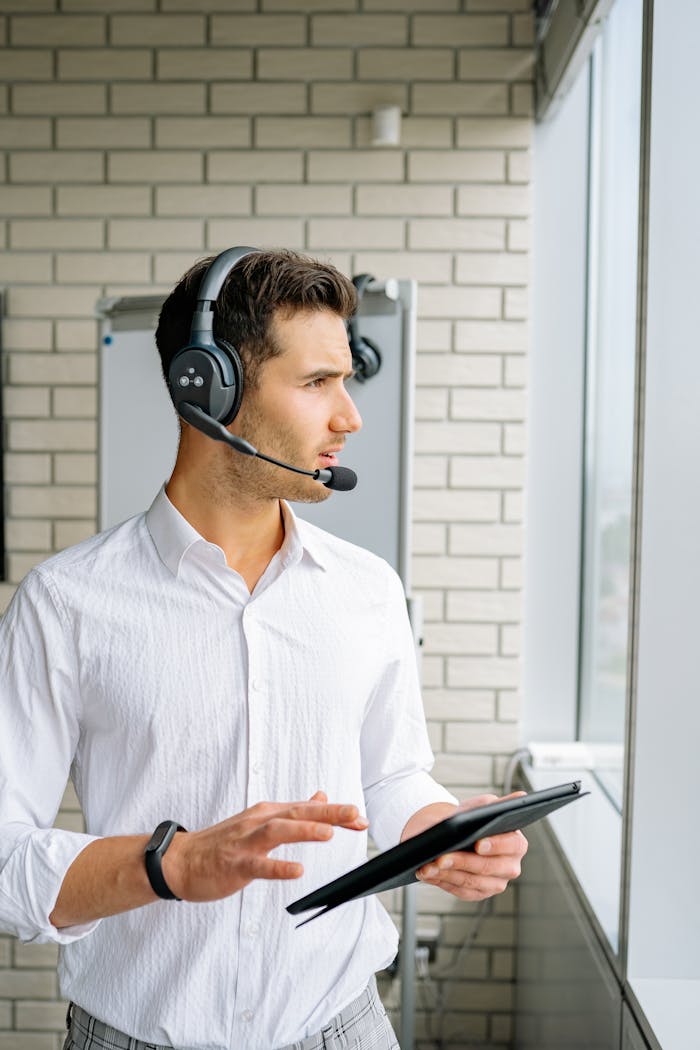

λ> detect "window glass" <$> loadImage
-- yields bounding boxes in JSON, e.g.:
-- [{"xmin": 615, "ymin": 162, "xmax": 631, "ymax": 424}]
[{"xmin": 578, "ymin": 0, "xmax": 644, "ymax": 806}]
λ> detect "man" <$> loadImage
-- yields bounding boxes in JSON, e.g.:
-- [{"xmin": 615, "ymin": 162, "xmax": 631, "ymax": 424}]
[{"xmin": 0, "ymin": 250, "xmax": 527, "ymax": 1050}]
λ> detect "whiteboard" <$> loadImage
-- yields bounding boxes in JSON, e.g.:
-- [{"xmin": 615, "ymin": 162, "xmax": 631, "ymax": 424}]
[{"xmin": 98, "ymin": 280, "xmax": 416, "ymax": 584}]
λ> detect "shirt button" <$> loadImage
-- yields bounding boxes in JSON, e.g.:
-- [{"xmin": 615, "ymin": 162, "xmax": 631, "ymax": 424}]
[
  {"xmin": 242, "ymin": 1010, "xmax": 254, "ymax": 1023},
  {"xmin": 251, "ymin": 679, "xmax": 262, "ymax": 692},
  {"xmin": 247, "ymin": 922, "xmax": 260, "ymax": 937}
]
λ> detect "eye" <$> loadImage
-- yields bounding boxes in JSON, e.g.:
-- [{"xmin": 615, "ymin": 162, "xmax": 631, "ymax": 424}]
[{"xmin": 306, "ymin": 377, "xmax": 326, "ymax": 389}]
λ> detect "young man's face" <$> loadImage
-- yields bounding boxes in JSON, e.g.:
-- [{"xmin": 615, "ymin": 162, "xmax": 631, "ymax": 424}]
[{"xmin": 229, "ymin": 307, "xmax": 362, "ymax": 503}]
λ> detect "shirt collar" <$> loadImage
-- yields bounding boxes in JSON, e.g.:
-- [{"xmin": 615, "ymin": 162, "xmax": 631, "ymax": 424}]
[{"xmin": 146, "ymin": 486, "xmax": 329, "ymax": 578}]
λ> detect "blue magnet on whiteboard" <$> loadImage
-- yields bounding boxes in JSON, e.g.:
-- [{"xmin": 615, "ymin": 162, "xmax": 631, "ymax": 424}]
[{"xmin": 104, "ymin": 335, "xmax": 113, "ymax": 345}]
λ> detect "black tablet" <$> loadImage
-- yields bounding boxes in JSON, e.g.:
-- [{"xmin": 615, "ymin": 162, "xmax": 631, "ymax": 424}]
[{"xmin": 287, "ymin": 781, "xmax": 587, "ymax": 924}]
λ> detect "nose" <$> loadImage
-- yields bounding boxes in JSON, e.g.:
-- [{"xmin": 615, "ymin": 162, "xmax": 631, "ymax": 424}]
[{"xmin": 331, "ymin": 386, "xmax": 362, "ymax": 435}]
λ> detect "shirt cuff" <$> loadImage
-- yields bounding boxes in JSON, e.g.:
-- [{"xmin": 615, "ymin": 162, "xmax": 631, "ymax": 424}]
[
  {"xmin": 0, "ymin": 826, "xmax": 103, "ymax": 945},
  {"xmin": 366, "ymin": 772, "xmax": 458, "ymax": 852}
]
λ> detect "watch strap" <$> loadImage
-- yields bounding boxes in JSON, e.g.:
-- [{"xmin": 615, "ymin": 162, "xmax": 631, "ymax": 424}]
[{"xmin": 145, "ymin": 820, "xmax": 186, "ymax": 901}]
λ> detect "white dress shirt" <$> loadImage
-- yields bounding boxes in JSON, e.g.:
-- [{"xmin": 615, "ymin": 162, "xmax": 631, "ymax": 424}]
[{"xmin": 0, "ymin": 487, "xmax": 456, "ymax": 1049}]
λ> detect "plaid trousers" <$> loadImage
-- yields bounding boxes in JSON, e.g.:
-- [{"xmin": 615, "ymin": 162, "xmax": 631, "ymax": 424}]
[{"xmin": 63, "ymin": 978, "xmax": 400, "ymax": 1050}]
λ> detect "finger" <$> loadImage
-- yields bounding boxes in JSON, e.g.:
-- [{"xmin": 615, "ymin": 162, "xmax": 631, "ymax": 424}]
[
  {"xmin": 241, "ymin": 855, "xmax": 304, "ymax": 881},
  {"xmin": 284, "ymin": 802, "xmax": 368, "ymax": 829},
  {"xmin": 456, "ymin": 790, "xmax": 527, "ymax": 815},
  {"xmin": 250, "ymin": 817, "xmax": 336, "ymax": 852},
  {"xmin": 309, "ymin": 790, "xmax": 328, "ymax": 802},
  {"xmin": 475, "ymin": 829, "xmax": 528, "ymax": 857}
]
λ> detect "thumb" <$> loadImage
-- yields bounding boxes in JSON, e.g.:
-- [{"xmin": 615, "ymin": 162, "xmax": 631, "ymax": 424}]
[{"xmin": 309, "ymin": 790, "xmax": 328, "ymax": 802}]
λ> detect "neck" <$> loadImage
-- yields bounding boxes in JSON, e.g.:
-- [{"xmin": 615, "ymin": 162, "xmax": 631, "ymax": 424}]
[{"xmin": 165, "ymin": 460, "xmax": 285, "ymax": 592}]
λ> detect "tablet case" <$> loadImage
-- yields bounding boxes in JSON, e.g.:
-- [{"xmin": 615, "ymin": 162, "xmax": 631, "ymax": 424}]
[{"xmin": 287, "ymin": 780, "xmax": 587, "ymax": 925}]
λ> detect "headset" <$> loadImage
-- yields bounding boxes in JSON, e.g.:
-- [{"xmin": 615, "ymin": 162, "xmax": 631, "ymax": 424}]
[{"xmin": 347, "ymin": 273, "xmax": 382, "ymax": 382}]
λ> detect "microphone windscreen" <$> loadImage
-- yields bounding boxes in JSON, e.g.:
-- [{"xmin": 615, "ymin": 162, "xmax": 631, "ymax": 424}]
[{"xmin": 324, "ymin": 466, "xmax": 357, "ymax": 491}]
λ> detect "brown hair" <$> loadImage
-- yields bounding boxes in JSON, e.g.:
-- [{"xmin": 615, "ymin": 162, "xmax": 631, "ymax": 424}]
[{"xmin": 155, "ymin": 249, "xmax": 357, "ymax": 388}]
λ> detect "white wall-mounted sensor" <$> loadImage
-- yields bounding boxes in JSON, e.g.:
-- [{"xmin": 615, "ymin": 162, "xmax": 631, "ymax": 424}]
[{"xmin": 371, "ymin": 105, "xmax": 401, "ymax": 147}]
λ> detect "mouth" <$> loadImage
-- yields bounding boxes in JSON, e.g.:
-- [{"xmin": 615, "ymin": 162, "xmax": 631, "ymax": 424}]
[{"xmin": 318, "ymin": 447, "xmax": 342, "ymax": 467}]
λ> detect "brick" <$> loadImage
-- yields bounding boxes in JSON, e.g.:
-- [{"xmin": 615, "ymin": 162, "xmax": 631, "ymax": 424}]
[
  {"xmin": 447, "ymin": 656, "xmax": 519, "ymax": 689},
  {"xmin": 356, "ymin": 184, "xmax": 452, "ymax": 217},
  {"xmin": 157, "ymin": 48, "xmax": 252, "ymax": 81},
  {"xmin": 0, "ymin": 48, "xmax": 52, "ymax": 80},
  {"xmin": 54, "ymin": 452, "xmax": 97, "ymax": 484},
  {"xmin": 414, "ymin": 454, "xmax": 448, "ymax": 488},
  {"xmin": 8, "ymin": 287, "xmax": 100, "ymax": 319},
  {"xmin": 503, "ymin": 490, "xmax": 522, "ymax": 523},
  {"xmin": 262, "ymin": 0, "xmax": 354, "ymax": 7},
  {"xmin": 415, "ymin": 420, "xmax": 500, "ymax": 454},
  {"xmin": 0, "ymin": 253, "xmax": 52, "ymax": 283},
  {"xmin": 57, "ymin": 117, "xmax": 150, "ymax": 148},
  {"xmin": 54, "ymin": 520, "xmax": 97, "ymax": 548},
  {"xmin": 357, "ymin": 47, "xmax": 452, "ymax": 80},
  {"xmin": 497, "ymin": 691, "xmax": 519, "ymax": 721},
  {"xmin": 504, "ymin": 423, "xmax": 526, "ymax": 455},
  {"xmin": 413, "ymin": 489, "xmax": 500, "ymax": 523},
  {"xmin": 413, "ymin": 555, "xmax": 497, "ymax": 588},
  {"xmin": 458, "ymin": 183, "xmax": 530, "ymax": 217},
  {"xmin": 108, "ymin": 151, "xmax": 202, "ymax": 183},
  {"xmin": 456, "ymin": 252, "xmax": 529, "ymax": 285},
  {"xmin": 109, "ymin": 219, "xmax": 203, "ymax": 250},
  {"xmin": 211, "ymin": 14, "xmax": 305, "ymax": 46},
  {"xmin": 15, "ymin": 1001, "xmax": 70, "ymax": 1031},
  {"xmin": 311, "ymin": 81, "xmax": 406, "ymax": 115},
  {"xmin": 415, "ymin": 354, "xmax": 500, "ymax": 387},
  {"xmin": 256, "ymin": 117, "xmax": 351, "ymax": 148},
  {"xmin": 449, "ymin": 524, "xmax": 522, "ymax": 556},
  {"xmin": 308, "ymin": 218, "xmax": 403, "ymax": 250},
  {"xmin": 55, "ymin": 319, "xmax": 98, "ymax": 351},
  {"xmin": 416, "ymin": 319, "xmax": 451, "ymax": 352},
  {"xmin": 156, "ymin": 185, "xmax": 251, "ymax": 216},
  {"xmin": 413, "ymin": 83, "xmax": 508, "ymax": 116},
  {"xmin": 9, "ymin": 420, "xmax": 95, "ymax": 453},
  {"xmin": 511, "ymin": 82, "xmax": 534, "ymax": 117},
  {"xmin": 424, "ymin": 623, "xmax": 498, "ymax": 655},
  {"xmin": 0, "ymin": 969, "xmax": 55, "ymax": 998},
  {"xmin": 312, "ymin": 14, "xmax": 406, "ymax": 46},
  {"xmin": 425, "ymin": 688, "xmax": 495, "ymax": 721},
  {"xmin": 513, "ymin": 11, "xmax": 535, "ymax": 46},
  {"xmin": 307, "ymin": 150, "xmax": 402, "ymax": 183},
  {"xmin": 207, "ymin": 218, "xmax": 304, "ymax": 251},
  {"xmin": 62, "ymin": 0, "xmax": 158, "ymax": 7},
  {"xmin": 0, "ymin": 1001, "xmax": 9, "ymax": 1028},
  {"xmin": 353, "ymin": 251, "xmax": 451, "ymax": 283},
  {"xmin": 431, "ymin": 753, "xmax": 492, "ymax": 786},
  {"xmin": 0, "ymin": 1034, "xmax": 56, "ymax": 1049},
  {"xmin": 256, "ymin": 184, "xmax": 350, "ymax": 216},
  {"xmin": 500, "ymin": 623, "xmax": 521, "ymax": 656},
  {"xmin": 447, "ymin": 719, "xmax": 520, "ymax": 756},
  {"xmin": 408, "ymin": 150, "xmax": 504, "ymax": 183},
  {"xmin": 415, "ymin": 389, "xmax": 448, "ymax": 421},
  {"xmin": 501, "ymin": 558, "xmax": 522, "ymax": 588},
  {"xmin": 111, "ymin": 14, "xmax": 204, "ymax": 45},
  {"xmin": 207, "ymin": 149, "xmax": 301, "ymax": 183},
  {"xmin": 455, "ymin": 320, "xmax": 528, "ymax": 353},
  {"xmin": 419, "ymin": 286, "xmax": 501, "ymax": 319},
  {"xmin": 4, "ymin": 386, "xmax": 50, "ymax": 418},
  {"xmin": 53, "ymin": 387, "xmax": 97, "ymax": 418},
  {"xmin": 56, "ymin": 252, "xmax": 150, "ymax": 283},
  {"xmin": 257, "ymin": 47, "xmax": 352, "ymax": 80},
  {"xmin": 508, "ymin": 149, "xmax": 531, "ymax": 184},
  {"xmin": 8, "ymin": 215, "xmax": 94, "ymax": 252},
  {"xmin": 420, "ymin": 654, "xmax": 444, "ymax": 688},
  {"xmin": 1, "ymin": 187, "xmax": 51, "ymax": 215},
  {"xmin": 10, "ymin": 151, "xmax": 104, "ymax": 184},
  {"xmin": 458, "ymin": 47, "xmax": 534, "ymax": 82},
  {"xmin": 2, "ymin": 320, "xmax": 52, "ymax": 350},
  {"xmin": 13, "ymin": 83, "xmax": 106, "ymax": 114},
  {"xmin": 58, "ymin": 47, "xmax": 151, "ymax": 80},
  {"xmin": 504, "ymin": 356, "xmax": 527, "ymax": 388},
  {"xmin": 412, "ymin": 522, "xmax": 446, "ymax": 554},
  {"xmin": 451, "ymin": 389, "xmax": 526, "ymax": 421},
  {"xmin": 413, "ymin": 14, "xmax": 507, "ymax": 45},
  {"xmin": 6, "ymin": 519, "xmax": 52, "ymax": 551},
  {"xmin": 211, "ymin": 82, "xmax": 306, "ymax": 115},
  {"xmin": 450, "ymin": 456, "xmax": 525, "ymax": 488},
  {"xmin": 57, "ymin": 186, "xmax": 149, "ymax": 217},
  {"xmin": 354, "ymin": 114, "xmax": 452, "ymax": 148},
  {"xmin": 10, "ymin": 486, "xmax": 97, "ymax": 518},
  {"xmin": 409, "ymin": 218, "xmax": 504, "ymax": 251},
  {"xmin": 156, "ymin": 120, "xmax": 250, "ymax": 152},
  {"xmin": 10, "ymin": 15, "xmax": 105, "ymax": 46},
  {"xmin": 0, "ymin": 116, "xmax": 51, "ymax": 147},
  {"xmin": 112, "ymin": 83, "xmax": 206, "ymax": 115},
  {"xmin": 10, "ymin": 354, "xmax": 96, "ymax": 386},
  {"xmin": 457, "ymin": 117, "xmax": 531, "ymax": 149},
  {"xmin": 4, "ymin": 453, "xmax": 51, "ymax": 484},
  {"xmin": 508, "ymin": 219, "xmax": 530, "ymax": 252},
  {"xmin": 160, "ymin": 0, "xmax": 254, "ymax": 6},
  {"xmin": 505, "ymin": 286, "xmax": 528, "ymax": 319}
]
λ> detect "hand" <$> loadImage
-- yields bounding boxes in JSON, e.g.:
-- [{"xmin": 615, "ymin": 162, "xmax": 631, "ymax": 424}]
[
  {"xmin": 408, "ymin": 793, "xmax": 529, "ymax": 902},
  {"xmin": 163, "ymin": 791, "xmax": 368, "ymax": 903}
]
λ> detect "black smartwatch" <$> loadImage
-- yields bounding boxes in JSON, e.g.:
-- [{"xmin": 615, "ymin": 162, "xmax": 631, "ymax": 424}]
[{"xmin": 145, "ymin": 820, "xmax": 186, "ymax": 901}]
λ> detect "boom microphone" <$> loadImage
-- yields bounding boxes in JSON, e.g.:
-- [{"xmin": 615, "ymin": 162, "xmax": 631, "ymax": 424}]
[{"xmin": 178, "ymin": 402, "xmax": 358, "ymax": 493}]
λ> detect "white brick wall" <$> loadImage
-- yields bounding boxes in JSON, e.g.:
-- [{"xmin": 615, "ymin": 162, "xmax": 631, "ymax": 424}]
[{"xmin": 0, "ymin": 2, "xmax": 532, "ymax": 1047}]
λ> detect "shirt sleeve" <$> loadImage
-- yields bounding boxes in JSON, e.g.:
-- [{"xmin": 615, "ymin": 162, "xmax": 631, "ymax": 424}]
[
  {"xmin": 0, "ymin": 569, "xmax": 102, "ymax": 944},
  {"xmin": 361, "ymin": 567, "xmax": 458, "ymax": 851}
]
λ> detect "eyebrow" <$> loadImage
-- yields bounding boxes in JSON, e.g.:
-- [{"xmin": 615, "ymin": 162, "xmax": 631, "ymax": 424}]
[{"xmin": 301, "ymin": 367, "xmax": 356, "ymax": 382}]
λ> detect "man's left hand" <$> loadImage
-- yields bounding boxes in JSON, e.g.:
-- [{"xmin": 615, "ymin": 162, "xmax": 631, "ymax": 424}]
[{"xmin": 401, "ymin": 794, "xmax": 529, "ymax": 902}]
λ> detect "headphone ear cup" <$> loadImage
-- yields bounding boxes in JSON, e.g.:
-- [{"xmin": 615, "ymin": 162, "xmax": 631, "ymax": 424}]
[
  {"xmin": 351, "ymin": 334, "xmax": 381, "ymax": 383},
  {"xmin": 168, "ymin": 339, "xmax": 244, "ymax": 426}
]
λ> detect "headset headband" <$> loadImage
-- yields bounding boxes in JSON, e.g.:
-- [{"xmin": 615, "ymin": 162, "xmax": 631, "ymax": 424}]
[{"xmin": 190, "ymin": 246, "xmax": 260, "ymax": 346}]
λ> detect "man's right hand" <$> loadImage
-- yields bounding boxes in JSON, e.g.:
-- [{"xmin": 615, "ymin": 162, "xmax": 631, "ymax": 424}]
[
  {"xmin": 163, "ymin": 793, "xmax": 368, "ymax": 902},
  {"xmin": 50, "ymin": 791, "xmax": 367, "ymax": 929}
]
